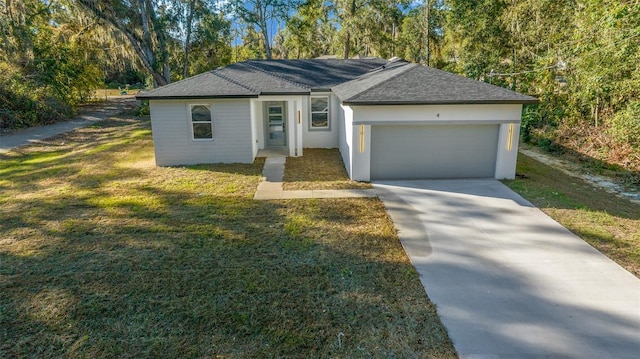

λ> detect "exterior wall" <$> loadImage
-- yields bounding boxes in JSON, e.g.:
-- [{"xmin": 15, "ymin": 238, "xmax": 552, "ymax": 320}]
[
  {"xmin": 149, "ymin": 99, "xmax": 253, "ymax": 166},
  {"xmin": 352, "ymin": 104, "xmax": 523, "ymax": 125},
  {"xmin": 350, "ymin": 122, "xmax": 372, "ymax": 181},
  {"xmin": 495, "ymin": 123, "xmax": 521, "ymax": 179},
  {"xmin": 302, "ymin": 92, "xmax": 339, "ymax": 148},
  {"xmin": 349, "ymin": 104, "xmax": 524, "ymax": 181},
  {"xmin": 338, "ymin": 104, "xmax": 354, "ymax": 178}
]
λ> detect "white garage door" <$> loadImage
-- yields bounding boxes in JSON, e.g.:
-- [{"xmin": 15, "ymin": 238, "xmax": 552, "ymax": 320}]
[{"xmin": 371, "ymin": 124, "xmax": 499, "ymax": 179}]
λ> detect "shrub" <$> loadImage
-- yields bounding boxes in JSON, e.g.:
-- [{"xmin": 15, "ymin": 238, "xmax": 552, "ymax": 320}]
[
  {"xmin": 608, "ymin": 101, "xmax": 640, "ymax": 148},
  {"xmin": 0, "ymin": 62, "xmax": 72, "ymax": 130}
]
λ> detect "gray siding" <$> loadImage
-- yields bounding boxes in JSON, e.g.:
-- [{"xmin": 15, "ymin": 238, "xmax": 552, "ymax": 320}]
[{"xmin": 150, "ymin": 99, "xmax": 253, "ymax": 166}]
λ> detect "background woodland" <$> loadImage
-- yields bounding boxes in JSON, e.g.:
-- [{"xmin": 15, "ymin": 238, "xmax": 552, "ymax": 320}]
[{"xmin": 1, "ymin": 0, "xmax": 638, "ymax": 170}]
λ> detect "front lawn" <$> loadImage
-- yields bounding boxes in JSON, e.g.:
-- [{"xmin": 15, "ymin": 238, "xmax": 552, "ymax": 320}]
[
  {"xmin": 283, "ymin": 148, "xmax": 372, "ymax": 190},
  {"xmin": 504, "ymin": 153, "xmax": 640, "ymax": 277},
  {"xmin": 0, "ymin": 116, "xmax": 456, "ymax": 358}
]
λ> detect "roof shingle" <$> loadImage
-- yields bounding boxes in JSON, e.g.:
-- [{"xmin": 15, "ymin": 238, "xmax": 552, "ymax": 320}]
[
  {"xmin": 137, "ymin": 58, "xmax": 538, "ymax": 105},
  {"xmin": 334, "ymin": 62, "xmax": 538, "ymax": 105}
]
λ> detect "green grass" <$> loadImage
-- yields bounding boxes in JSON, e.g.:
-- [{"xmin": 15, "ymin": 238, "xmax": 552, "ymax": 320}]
[
  {"xmin": 504, "ymin": 153, "xmax": 640, "ymax": 277},
  {"xmin": 0, "ymin": 117, "xmax": 456, "ymax": 358},
  {"xmin": 283, "ymin": 148, "xmax": 372, "ymax": 190}
]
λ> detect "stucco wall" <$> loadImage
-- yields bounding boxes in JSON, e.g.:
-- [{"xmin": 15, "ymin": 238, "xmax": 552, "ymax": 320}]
[
  {"xmin": 352, "ymin": 104, "xmax": 523, "ymax": 125},
  {"xmin": 348, "ymin": 103, "xmax": 524, "ymax": 181},
  {"xmin": 337, "ymin": 104, "xmax": 354, "ymax": 178},
  {"xmin": 302, "ymin": 93, "xmax": 339, "ymax": 148},
  {"xmin": 149, "ymin": 99, "xmax": 253, "ymax": 166}
]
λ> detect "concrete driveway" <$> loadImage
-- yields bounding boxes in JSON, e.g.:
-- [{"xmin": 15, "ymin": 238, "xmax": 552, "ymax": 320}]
[{"xmin": 374, "ymin": 179, "xmax": 640, "ymax": 359}]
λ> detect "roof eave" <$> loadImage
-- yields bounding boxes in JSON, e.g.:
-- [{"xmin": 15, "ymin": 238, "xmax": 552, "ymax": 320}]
[
  {"xmin": 342, "ymin": 99, "xmax": 539, "ymax": 106},
  {"xmin": 258, "ymin": 91, "xmax": 311, "ymax": 96},
  {"xmin": 136, "ymin": 94, "xmax": 259, "ymax": 100}
]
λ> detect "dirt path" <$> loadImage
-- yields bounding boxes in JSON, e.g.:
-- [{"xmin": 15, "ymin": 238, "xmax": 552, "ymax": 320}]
[
  {"xmin": 0, "ymin": 96, "xmax": 137, "ymax": 153},
  {"xmin": 519, "ymin": 145, "xmax": 640, "ymax": 204}
]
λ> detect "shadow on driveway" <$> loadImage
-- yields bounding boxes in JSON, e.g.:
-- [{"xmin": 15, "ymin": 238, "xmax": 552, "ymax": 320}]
[{"xmin": 375, "ymin": 179, "xmax": 640, "ymax": 359}]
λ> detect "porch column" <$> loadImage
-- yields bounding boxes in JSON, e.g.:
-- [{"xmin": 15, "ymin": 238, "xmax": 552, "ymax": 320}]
[
  {"xmin": 287, "ymin": 100, "xmax": 297, "ymax": 157},
  {"xmin": 295, "ymin": 99, "xmax": 303, "ymax": 157}
]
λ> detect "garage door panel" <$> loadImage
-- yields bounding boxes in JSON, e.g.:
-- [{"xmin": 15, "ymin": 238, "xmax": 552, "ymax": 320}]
[{"xmin": 371, "ymin": 125, "xmax": 499, "ymax": 179}]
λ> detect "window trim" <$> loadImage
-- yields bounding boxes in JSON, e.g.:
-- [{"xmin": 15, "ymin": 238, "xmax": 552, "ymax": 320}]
[
  {"xmin": 309, "ymin": 95, "xmax": 330, "ymax": 131},
  {"xmin": 189, "ymin": 103, "xmax": 213, "ymax": 141}
]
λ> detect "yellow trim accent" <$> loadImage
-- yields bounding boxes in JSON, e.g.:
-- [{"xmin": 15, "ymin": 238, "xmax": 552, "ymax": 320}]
[
  {"xmin": 359, "ymin": 125, "xmax": 365, "ymax": 153},
  {"xmin": 507, "ymin": 123, "xmax": 514, "ymax": 151}
]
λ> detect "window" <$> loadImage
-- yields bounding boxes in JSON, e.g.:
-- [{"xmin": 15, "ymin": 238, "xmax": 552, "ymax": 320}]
[
  {"xmin": 310, "ymin": 96, "xmax": 329, "ymax": 129},
  {"xmin": 190, "ymin": 104, "xmax": 212, "ymax": 140}
]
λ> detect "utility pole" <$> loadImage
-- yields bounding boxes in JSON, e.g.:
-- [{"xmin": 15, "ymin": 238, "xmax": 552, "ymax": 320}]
[{"xmin": 425, "ymin": 0, "xmax": 430, "ymax": 66}]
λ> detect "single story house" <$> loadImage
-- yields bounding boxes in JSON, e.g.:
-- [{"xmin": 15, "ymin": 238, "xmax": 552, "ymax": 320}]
[{"xmin": 136, "ymin": 58, "xmax": 537, "ymax": 181}]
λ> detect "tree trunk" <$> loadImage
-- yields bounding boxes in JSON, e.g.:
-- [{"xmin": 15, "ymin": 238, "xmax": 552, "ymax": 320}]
[
  {"xmin": 183, "ymin": 0, "xmax": 196, "ymax": 78},
  {"xmin": 343, "ymin": 31, "xmax": 350, "ymax": 59},
  {"xmin": 425, "ymin": 0, "xmax": 430, "ymax": 66},
  {"xmin": 258, "ymin": 2, "xmax": 271, "ymax": 59},
  {"xmin": 76, "ymin": 0, "xmax": 169, "ymax": 87}
]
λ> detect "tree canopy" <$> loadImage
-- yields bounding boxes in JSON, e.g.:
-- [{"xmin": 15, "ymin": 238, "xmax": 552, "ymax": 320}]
[{"xmin": 1, "ymin": 0, "xmax": 638, "ymax": 170}]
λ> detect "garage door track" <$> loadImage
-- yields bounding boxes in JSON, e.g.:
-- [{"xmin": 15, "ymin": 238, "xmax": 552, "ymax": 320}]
[{"xmin": 375, "ymin": 179, "xmax": 640, "ymax": 359}]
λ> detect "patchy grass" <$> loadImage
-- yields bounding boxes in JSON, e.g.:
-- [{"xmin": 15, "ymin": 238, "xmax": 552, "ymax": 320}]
[
  {"xmin": 0, "ymin": 120, "xmax": 456, "ymax": 357},
  {"xmin": 284, "ymin": 148, "xmax": 372, "ymax": 190},
  {"xmin": 503, "ymin": 153, "xmax": 640, "ymax": 277}
]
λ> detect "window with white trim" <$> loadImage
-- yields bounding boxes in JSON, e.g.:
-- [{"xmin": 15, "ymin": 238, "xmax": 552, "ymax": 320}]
[
  {"xmin": 310, "ymin": 96, "xmax": 330, "ymax": 130},
  {"xmin": 190, "ymin": 104, "xmax": 213, "ymax": 140}
]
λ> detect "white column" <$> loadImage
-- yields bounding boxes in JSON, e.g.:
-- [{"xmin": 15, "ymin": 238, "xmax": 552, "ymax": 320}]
[{"xmin": 287, "ymin": 100, "xmax": 297, "ymax": 157}]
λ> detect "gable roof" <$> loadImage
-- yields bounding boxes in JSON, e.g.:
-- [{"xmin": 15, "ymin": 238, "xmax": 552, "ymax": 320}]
[{"xmin": 137, "ymin": 58, "xmax": 537, "ymax": 105}]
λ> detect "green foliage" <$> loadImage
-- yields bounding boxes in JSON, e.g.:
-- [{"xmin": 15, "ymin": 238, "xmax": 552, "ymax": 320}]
[
  {"xmin": 0, "ymin": 63, "xmax": 72, "ymax": 130},
  {"xmin": 608, "ymin": 101, "xmax": 640, "ymax": 148},
  {"xmin": 443, "ymin": 0, "xmax": 510, "ymax": 79},
  {"xmin": 134, "ymin": 100, "xmax": 151, "ymax": 116},
  {"xmin": 32, "ymin": 26, "xmax": 102, "ymax": 106},
  {"xmin": 277, "ymin": 0, "xmax": 336, "ymax": 59}
]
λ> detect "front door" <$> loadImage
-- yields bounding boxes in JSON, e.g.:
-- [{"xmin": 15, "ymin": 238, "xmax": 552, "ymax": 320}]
[{"xmin": 266, "ymin": 102, "xmax": 286, "ymax": 147}]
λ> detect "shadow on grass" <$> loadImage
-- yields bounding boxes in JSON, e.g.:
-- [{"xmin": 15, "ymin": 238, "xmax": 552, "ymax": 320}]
[
  {"xmin": 0, "ymin": 119, "xmax": 456, "ymax": 358},
  {"xmin": 503, "ymin": 152, "xmax": 640, "ymax": 277}
]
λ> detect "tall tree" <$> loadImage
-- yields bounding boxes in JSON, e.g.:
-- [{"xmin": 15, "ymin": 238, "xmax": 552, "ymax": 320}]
[
  {"xmin": 566, "ymin": 0, "xmax": 640, "ymax": 127},
  {"xmin": 176, "ymin": 10, "xmax": 232, "ymax": 77},
  {"xmin": 279, "ymin": 0, "xmax": 336, "ymax": 59},
  {"xmin": 176, "ymin": 0, "xmax": 230, "ymax": 78},
  {"xmin": 443, "ymin": 0, "xmax": 510, "ymax": 80},
  {"xmin": 229, "ymin": 0, "xmax": 296, "ymax": 59},
  {"xmin": 332, "ymin": 0, "xmax": 408, "ymax": 59},
  {"xmin": 76, "ymin": 0, "xmax": 173, "ymax": 87},
  {"xmin": 397, "ymin": 2, "xmax": 445, "ymax": 66}
]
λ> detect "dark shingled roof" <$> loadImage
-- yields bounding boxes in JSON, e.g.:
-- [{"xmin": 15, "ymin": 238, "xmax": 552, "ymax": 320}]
[
  {"xmin": 137, "ymin": 58, "xmax": 538, "ymax": 104},
  {"xmin": 242, "ymin": 59, "xmax": 388, "ymax": 90},
  {"xmin": 335, "ymin": 62, "xmax": 538, "ymax": 105},
  {"xmin": 135, "ymin": 70, "xmax": 258, "ymax": 99}
]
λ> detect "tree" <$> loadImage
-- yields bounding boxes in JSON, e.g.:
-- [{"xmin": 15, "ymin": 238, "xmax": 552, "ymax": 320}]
[
  {"xmin": 229, "ymin": 0, "xmax": 297, "ymax": 59},
  {"xmin": 174, "ymin": 0, "xmax": 232, "ymax": 78},
  {"xmin": 566, "ymin": 0, "xmax": 640, "ymax": 127},
  {"xmin": 331, "ymin": 0, "xmax": 409, "ymax": 59},
  {"xmin": 443, "ymin": 0, "xmax": 510, "ymax": 80},
  {"xmin": 278, "ymin": 0, "xmax": 336, "ymax": 59},
  {"xmin": 76, "ymin": 0, "xmax": 173, "ymax": 87},
  {"xmin": 397, "ymin": 2, "xmax": 445, "ymax": 66},
  {"xmin": 178, "ymin": 11, "xmax": 232, "ymax": 76}
]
